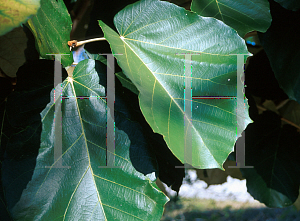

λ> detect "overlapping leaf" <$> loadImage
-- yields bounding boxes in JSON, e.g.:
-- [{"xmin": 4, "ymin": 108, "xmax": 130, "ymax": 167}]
[
  {"xmin": 235, "ymin": 111, "xmax": 300, "ymax": 208},
  {"xmin": 100, "ymin": 0, "xmax": 251, "ymax": 170},
  {"xmin": 190, "ymin": 0, "xmax": 272, "ymax": 37},
  {"xmin": 26, "ymin": 0, "xmax": 73, "ymax": 67},
  {"xmin": 93, "ymin": 58, "xmax": 184, "ymax": 191},
  {"xmin": 85, "ymin": 51, "xmax": 139, "ymax": 94},
  {"xmin": 1, "ymin": 60, "xmax": 68, "ymax": 220},
  {"xmin": 0, "ymin": 27, "xmax": 27, "ymax": 77},
  {"xmin": 0, "ymin": 0, "xmax": 40, "ymax": 36},
  {"xmin": 11, "ymin": 59, "xmax": 167, "ymax": 221},
  {"xmin": 257, "ymin": 0, "xmax": 300, "ymax": 104}
]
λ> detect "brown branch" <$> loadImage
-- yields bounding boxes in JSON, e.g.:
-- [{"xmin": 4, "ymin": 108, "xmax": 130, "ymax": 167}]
[{"xmin": 257, "ymin": 105, "xmax": 300, "ymax": 131}]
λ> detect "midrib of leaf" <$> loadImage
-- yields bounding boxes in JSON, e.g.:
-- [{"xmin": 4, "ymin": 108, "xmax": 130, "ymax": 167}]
[
  {"xmin": 120, "ymin": 36, "xmax": 220, "ymax": 166},
  {"xmin": 217, "ymin": 2, "xmax": 256, "ymax": 23},
  {"xmin": 123, "ymin": 37, "xmax": 232, "ymax": 56},
  {"xmin": 122, "ymin": 14, "xmax": 185, "ymax": 38},
  {"xmin": 60, "ymin": 73, "xmax": 158, "ymax": 220},
  {"xmin": 68, "ymin": 77, "xmax": 107, "ymax": 220},
  {"xmin": 63, "ymin": 167, "xmax": 96, "ymax": 221},
  {"xmin": 199, "ymin": 0, "xmax": 214, "ymax": 14},
  {"xmin": 215, "ymin": 0, "xmax": 224, "ymax": 21},
  {"xmin": 37, "ymin": 78, "xmax": 108, "ymax": 220},
  {"xmin": 215, "ymin": 0, "xmax": 265, "ymax": 24}
]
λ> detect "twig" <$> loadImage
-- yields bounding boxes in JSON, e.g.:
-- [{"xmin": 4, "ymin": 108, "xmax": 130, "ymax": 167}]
[
  {"xmin": 281, "ymin": 118, "xmax": 300, "ymax": 131},
  {"xmin": 276, "ymin": 99, "xmax": 290, "ymax": 110},
  {"xmin": 68, "ymin": 37, "xmax": 106, "ymax": 51},
  {"xmin": 257, "ymin": 105, "xmax": 300, "ymax": 131}
]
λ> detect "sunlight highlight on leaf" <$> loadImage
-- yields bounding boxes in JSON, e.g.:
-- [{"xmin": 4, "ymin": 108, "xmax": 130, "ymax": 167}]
[
  {"xmin": 100, "ymin": 0, "xmax": 252, "ymax": 169},
  {"xmin": 11, "ymin": 59, "xmax": 167, "ymax": 221}
]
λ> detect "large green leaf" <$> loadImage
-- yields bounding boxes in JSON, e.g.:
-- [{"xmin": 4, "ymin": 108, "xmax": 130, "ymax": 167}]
[
  {"xmin": 26, "ymin": 0, "xmax": 73, "ymax": 67},
  {"xmin": 100, "ymin": 0, "xmax": 252, "ymax": 169},
  {"xmin": 190, "ymin": 0, "xmax": 272, "ymax": 37},
  {"xmin": 11, "ymin": 59, "xmax": 167, "ymax": 220},
  {"xmin": 0, "ymin": 0, "xmax": 40, "ymax": 36}
]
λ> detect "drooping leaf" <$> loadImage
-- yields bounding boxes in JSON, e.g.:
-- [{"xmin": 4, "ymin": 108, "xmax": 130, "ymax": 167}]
[
  {"xmin": 26, "ymin": 0, "xmax": 73, "ymax": 67},
  {"xmin": 100, "ymin": 0, "xmax": 252, "ymax": 169},
  {"xmin": 257, "ymin": 0, "xmax": 300, "ymax": 104},
  {"xmin": 236, "ymin": 111, "xmax": 300, "ymax": 208},
  {"xmin": 11, "ymin": 59, "xmax": 168, "ymax": 220},
  {"xmin": 0, "ymin": 0, "xmax": 40, "ymax": 36},
  {"xmin": 0, "ymin": 27, "xmax": 27, "ymax": 77},
  {"xmin": 190, "ymin": 0, "xmax": 272, "ymax": 38}
]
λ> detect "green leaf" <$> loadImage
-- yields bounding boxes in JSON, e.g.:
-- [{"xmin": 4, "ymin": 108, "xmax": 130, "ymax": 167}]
[
  {"xmin": 0, "ymin": 0, "xmax": 40, "ymax": 36},
  {"xmin": 238, "ymin": 111, "xmax": 300, "ymax": 208},
  {"xmin": 1, "ymin": 60, "xmax": 68, "ymax": 220},
  {"xmin": 190, "ymin": 0, "xmax": 272, "ymax": 37},
  {"xmin": 115, "ymin": 71, "xmax": 139, "ymax": 95},
  {"xmin": 0, "ymin": 27, "xmax": 27, "ymax": 77},
  {"xmin": 26, "ymin": 0, "xmax": 73, "ymax": 67},
  {"xmin": 100, "ymin": 0, "xmax": 252, "ymax": 169},
  {"xmin": 85, "ymin": 50, "xmax": 139, "ymax": 94},
  {"xmin": 257, "ymin": 0, "xmax": 300, "ymax": 104},
  {"xmin": 11, "ymin": 59, "xmax": 167, "ymax": 220}
]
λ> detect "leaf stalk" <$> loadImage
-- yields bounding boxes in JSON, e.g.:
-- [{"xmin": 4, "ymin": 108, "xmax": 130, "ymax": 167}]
[{"xmin": 68, "ymin": 37, "xmax": 106, "ymax": 51}]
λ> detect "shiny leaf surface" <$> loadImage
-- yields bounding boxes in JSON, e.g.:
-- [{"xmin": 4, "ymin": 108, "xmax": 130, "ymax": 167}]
[
  {"xmin": 11, "ymin": 59, "xmax": 167, "ymax": 220},
  {"xmin": 100, "ymin": 0, "xmax": 252, "ymax": 169}
]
